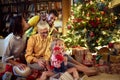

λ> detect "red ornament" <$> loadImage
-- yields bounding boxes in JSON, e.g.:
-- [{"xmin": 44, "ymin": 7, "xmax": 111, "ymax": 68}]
[
  {"xmin": 89, "ymin": 20, "xmax": 99, "ymax": 28},
  {"xmin": 73, "ymin": 18, "xmax": 82, "ymax": 23},
  {"xmin": 100, "ymin": 11, "xmax": 105, "ymax": 15},
  {"xmin": 96, "ymin": 17, "xmax": 100, "ymax": 21},
  {"xmin": 76, "ymin": 18, "xmax": 82, "ymax": 22},
  {"xmin": 67, "ymin": 25, "xmax": 72, "ymax": 30},
  {"xmin": 108, "ymin": 43, "xmax": 114, "ymax": 48},
  {"xmin": 90, "ymin": 32, "xmax": 95, "ymax": 37}
]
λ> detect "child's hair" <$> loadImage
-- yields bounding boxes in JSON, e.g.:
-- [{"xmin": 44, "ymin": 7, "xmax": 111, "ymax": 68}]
[{"xmin": 50, "ymin": 38, "xmax": 64, "ymax": 51}]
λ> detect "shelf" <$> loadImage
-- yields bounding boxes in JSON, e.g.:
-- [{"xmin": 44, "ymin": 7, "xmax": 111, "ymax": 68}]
[{"xmin": 0, "ymin": 0, "xmax": 62, "ymax": 37}]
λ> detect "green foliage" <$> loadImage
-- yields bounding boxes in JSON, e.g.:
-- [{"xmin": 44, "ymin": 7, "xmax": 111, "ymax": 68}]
[{"xmin": 61, "ymin": 0, "xmax": 119, "ymax": 52}]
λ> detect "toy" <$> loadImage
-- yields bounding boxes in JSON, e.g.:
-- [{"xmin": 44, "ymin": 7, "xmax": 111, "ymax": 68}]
[
  {"xmin": 51, "ymin": 46, "xmax": 67, "ymax": 72},
  {"xmin": 13, "ymin": 66, "xmax": 31, "ymax": 77}
]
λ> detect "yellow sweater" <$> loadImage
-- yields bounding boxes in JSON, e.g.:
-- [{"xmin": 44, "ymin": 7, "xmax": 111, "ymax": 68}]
[
  {"xmin": 26, "ymin": 15, "xmax": 40, "ymax": 37},
  {"xmin": 25, "ymin": 34, "xmax": 52, "ymax": 63}
]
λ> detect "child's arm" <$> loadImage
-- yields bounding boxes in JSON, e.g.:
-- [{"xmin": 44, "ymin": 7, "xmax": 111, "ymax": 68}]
[{"xmin": 64, "ymin": 56, "xmax": 68, "ymax": 66}]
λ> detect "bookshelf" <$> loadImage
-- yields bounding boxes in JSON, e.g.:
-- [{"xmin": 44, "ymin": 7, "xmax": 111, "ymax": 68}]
[{"xmin": 0, "ymin": 0, "xmax": 62, "ymax": 38}]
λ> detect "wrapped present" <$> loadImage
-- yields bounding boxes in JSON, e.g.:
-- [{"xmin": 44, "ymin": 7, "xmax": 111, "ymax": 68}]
[
  {"xmin": 110, "ymin": 55, "xmax": 120, "ymax": 63},
  {"xmin": 49, "ymin": 72, "xmax": 73, "ymax": 80},
  {"xmin": 60, "ymin": 72, "xmax": 74, "ymax": 80},
  {"xmin": 95, "ymin": 65, "xmax": 109, "ymax": 73},
  {"xmin": 82, "ymin": 52, "xmax": 93, "ymax": 66},
  {"xmin": 95, "ymin": 59, "xmax": 110, "ymax": 73},
  {"xmin": 110, "ymin": 63, "xmax": 120, "ymax": 74},
  {"xmin": 50, "ymin": 73, "xmax": 62, "ymax": 80},
  {"xmin": 97, "ymin": 47, "xmax": 110, "ymax": 62},
  {"xmin": 72, "ymin": 47, "xmax": 89, "ymax": 63}
]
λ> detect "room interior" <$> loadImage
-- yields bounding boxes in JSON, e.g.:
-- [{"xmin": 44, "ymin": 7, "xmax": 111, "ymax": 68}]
[{"xmin": 0, "ymin": 0, "xmax": 120, "ymax": 80}]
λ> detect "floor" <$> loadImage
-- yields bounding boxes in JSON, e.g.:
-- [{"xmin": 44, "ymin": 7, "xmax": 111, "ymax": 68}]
[
  {"xmin": 82, "ymin": 73, "xmax": 120, "ymax": 80},
  {"xmin": 0, "ymin": 59, "xmax": 120, "ymax": 80}
]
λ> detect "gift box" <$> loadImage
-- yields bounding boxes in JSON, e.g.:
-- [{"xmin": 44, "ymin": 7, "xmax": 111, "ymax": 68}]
[
  {"xmin": 82, "ymin": 52, "xmax": 94, "ymax": 66},
  {"xmin": 95, "ymin": 65, "xmax": 109, "ymax": 73},
  {"xmin": 72, "ymin": 47, "xmax": 89, "ymax": 63},
  {"xmin": 50, "ymin": 73, "xmax": 62, "ymax": 80},
  {"xmin": 50, "ymin": 72, "xmax": 73, "ymax": 80},
  {"xmin": 110, "ymin": 63, "xmax": 120, "ymax": 74},
  {"xmin": 110, "ymin": 55, "xmax": 120, "ymax": 63},
  {"xmin": 97, "ymin": 47, "xmax": 110, "ymax": 62},
  {"xmin": 95, "ymin": 59, "xmax": 110, "ymax": 73}
]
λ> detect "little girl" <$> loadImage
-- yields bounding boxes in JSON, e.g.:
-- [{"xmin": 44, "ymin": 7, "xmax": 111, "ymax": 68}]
[{"xmin": 38, "ymin": 38, "xmax": 80, "ymax": 80}]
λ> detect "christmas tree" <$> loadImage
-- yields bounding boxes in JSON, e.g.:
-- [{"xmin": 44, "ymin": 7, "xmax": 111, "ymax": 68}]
[{"xmin": 61, "ymin": 0, "xmax": 120, "ymax": 52}]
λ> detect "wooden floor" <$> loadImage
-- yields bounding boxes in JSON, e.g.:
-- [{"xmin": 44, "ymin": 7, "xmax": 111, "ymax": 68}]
[{"xmin": 82, "ymin": 73, "xmax": 120, "ymax": 80}]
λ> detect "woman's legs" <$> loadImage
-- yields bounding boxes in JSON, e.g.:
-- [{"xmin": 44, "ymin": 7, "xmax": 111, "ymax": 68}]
[
  {"xmin": 67, "ymin": 61, "xmax": 97, "ymax": 76},
  {"xmin": 74, "ymin": 64, "xmax": 97, "ymax": 76}
]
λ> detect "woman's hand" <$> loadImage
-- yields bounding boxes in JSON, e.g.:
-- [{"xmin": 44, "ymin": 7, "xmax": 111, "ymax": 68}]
[{"xmin": 16, "ymin": 64, "xmax": 27, "ymax": 71}]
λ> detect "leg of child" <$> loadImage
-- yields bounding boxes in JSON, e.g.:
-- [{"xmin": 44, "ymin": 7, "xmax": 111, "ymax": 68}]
[
  {"xmin": 67, "ymin": 67, "xmax": 79, "ymax": 80},
  {"xmin": 38, "ymin": 71, "xmax": 54, "ymax": 80}
]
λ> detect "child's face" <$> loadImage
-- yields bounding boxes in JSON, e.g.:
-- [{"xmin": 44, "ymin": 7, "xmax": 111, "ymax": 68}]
[
  {"xmin": 55, "ymin": 40, "xmax": 65, "ymax": 52},
  {"xmin": 55, "ymin": 40, "xmax": 64, "ymax": 48}
]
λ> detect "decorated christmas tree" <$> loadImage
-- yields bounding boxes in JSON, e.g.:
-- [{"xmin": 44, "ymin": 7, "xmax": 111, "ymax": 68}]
[{"xmin": 61, "ymin": 0, "xmax": 120, "ymax": 52}]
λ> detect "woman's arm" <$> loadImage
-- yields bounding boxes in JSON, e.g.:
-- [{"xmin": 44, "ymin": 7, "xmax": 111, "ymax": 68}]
[
  {"xmin": 28, "ymin": 15, "xmax": 40, "ymax": 27},
  {"xmin": 25, "ymin": 16, "xmax": 40, "ymax": 37},
  {"xmin": 8, "ymin": 59, "xmax": 20, "ymax": 66},
  {"xmin": 2, "ymin": 34, "xmax": 13, "ymax": 63},
  {"xmin": 66, "ymin": 54, "xmax": 82, "ymax": 65},
  {"xmin": 25, "ymin": 16, "xmax": 40, "ymax": 31}
]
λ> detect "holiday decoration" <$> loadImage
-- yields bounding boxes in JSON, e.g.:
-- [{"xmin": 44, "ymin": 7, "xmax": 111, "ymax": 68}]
[{"xmin": 61, "ymin": 0, "xmax": 120, "ymax": 52}]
